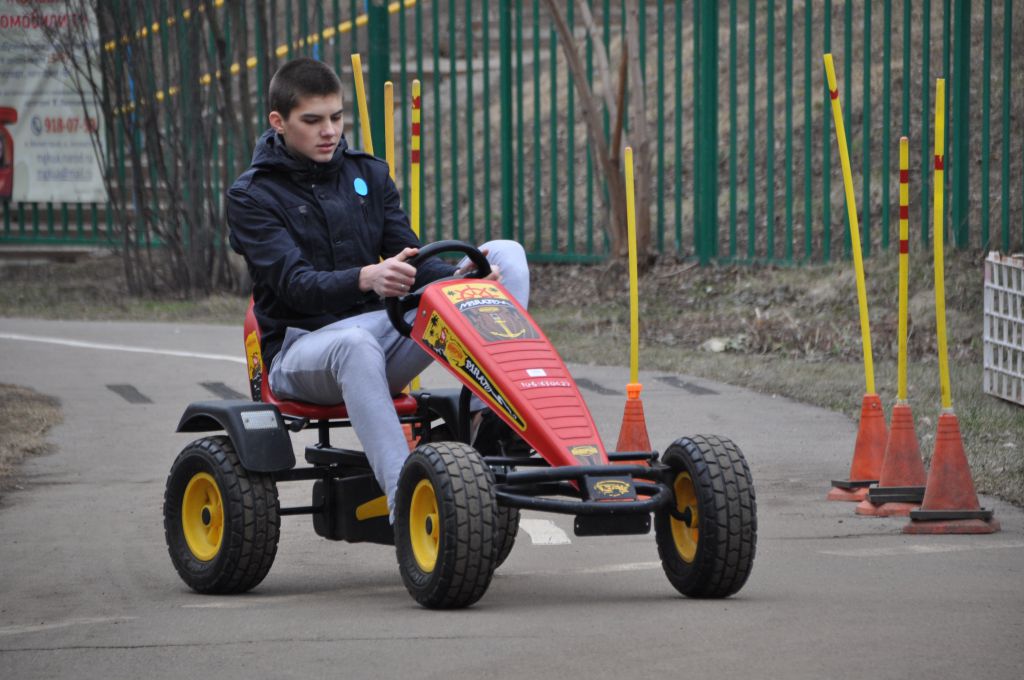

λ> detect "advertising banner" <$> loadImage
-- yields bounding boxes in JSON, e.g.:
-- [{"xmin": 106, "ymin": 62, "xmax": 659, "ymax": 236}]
[{"xmin": 0, "ymin": 2, "xmax": 105, "ymax": 203}]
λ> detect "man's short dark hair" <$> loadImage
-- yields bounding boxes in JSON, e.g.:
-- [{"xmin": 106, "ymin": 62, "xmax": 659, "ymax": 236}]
[{"xmin": 268, "ymin": 58, "xmax": 343, "ymax": 119}]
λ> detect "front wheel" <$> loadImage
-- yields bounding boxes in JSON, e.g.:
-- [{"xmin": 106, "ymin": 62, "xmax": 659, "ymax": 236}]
[
  {"xmin": 394, "ymin": 441, "xmax": 498, "ymax": 608},
  {"xmin": 654, "ymin": 435, "xmax": 756, "ymax": 598},
  {"xmin": 164, "ymin": 436, "xmax": 280, "ymax": 594}
]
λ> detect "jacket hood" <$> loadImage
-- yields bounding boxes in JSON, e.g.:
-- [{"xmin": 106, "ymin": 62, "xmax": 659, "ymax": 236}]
[{"xmin": 250, "ymin": 128, "xmax": 349, "ymax": 180}]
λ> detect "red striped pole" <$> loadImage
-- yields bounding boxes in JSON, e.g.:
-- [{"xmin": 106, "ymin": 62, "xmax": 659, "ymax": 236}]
[
  {"xmin": 410, "ymin": 79, "xmax": 421, "ymax": 239},
  {"xmin": 408, "ymin": 79, "xmax": 422, "ymax": 393}
]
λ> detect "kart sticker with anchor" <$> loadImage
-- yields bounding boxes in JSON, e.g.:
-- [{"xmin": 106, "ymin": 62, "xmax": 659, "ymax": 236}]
[
  {"xmin": 442, "ymin": 282, "xmax": 539, "ymax": 343},
  {"xmin": 422, "ymin": 311, "xmax": 527, "ymax": 431}
]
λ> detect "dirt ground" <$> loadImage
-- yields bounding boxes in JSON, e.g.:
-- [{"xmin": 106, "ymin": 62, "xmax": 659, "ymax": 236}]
[
  {"xmin": 530, "ymin": 245, "xmax": 988, "ymax": 363},
  {"xmin": 0, "ymin": 383, "xmax": 62, "ymax": 500}
]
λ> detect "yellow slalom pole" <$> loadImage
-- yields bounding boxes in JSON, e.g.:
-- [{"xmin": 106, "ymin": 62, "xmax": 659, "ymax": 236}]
[
  {"xmin": 351, "ymin": 53, "xmax": 374, "ymax": 155},
  {"xmin": 897, "ymin": 137, "xmax": 910, "ymax": 403},
  {"xmin": 410, "ymin": 80, "xmax": 421, "ymax": 238},
  {"xmin": 409, "ymin": 81, "xmax": 422, "ymax": 393},
  {"xmin": 624, "ymin": 146, "xmax": 640, "ymax": 387},
  {"xmin": 932, "ymin": 78, "xmax": 952, "ymax": 410},
  {"xmin": 384, "ymin": 81, "xmax": 395, "ymax": 179},
  {"xmin": 823, "ymin": 54, "xmax": 876, "ymax": 395},
  {"xmin": 615, "ymin": 145, "xmax": 651, "ymax": 457}
]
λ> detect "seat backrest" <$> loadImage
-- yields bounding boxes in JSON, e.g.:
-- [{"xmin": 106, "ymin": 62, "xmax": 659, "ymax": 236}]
[{"xmin": 243, "ymin": 298, "xmax": 419, "ymax": 419}]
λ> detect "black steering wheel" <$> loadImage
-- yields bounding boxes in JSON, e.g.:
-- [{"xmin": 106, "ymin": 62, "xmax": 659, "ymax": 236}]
[{"xmin": 385, "ymin": 239, "xmax": 492, "ymax": 337}]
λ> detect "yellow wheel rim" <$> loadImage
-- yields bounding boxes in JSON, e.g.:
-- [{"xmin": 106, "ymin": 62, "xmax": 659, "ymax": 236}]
[
  {"xmin": 181, "ymin": 472, "xmax": 224, "ymax": 562},
  {"xmin": 670, "ymin": 472, "xmax": 699, "ymax": 563},
  {"xmin": 409, "ymin": 478, "xmax": 440, "ymax": 573}
]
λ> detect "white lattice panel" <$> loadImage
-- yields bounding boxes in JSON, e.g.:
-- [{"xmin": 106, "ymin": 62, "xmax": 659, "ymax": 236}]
[{"xmin": 984, "ymin": 252, "xmax": 1024, "ymax": 406}]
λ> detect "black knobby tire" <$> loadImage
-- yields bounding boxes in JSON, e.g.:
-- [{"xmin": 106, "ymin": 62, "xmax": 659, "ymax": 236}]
[
  {"xmin": 164, "ymin": 436, "xmax": 280, "ymax": 594},
  {"xmin": 394, "ymin": 441, "xmax": 498, "ymax": 608},
  {"xmin": 493, "ymin": 502, "xmax": 520, "ymax": 568},
  {"xmin": 432, "ymin": 425, "xmax": 519, "ymax": 569},
  {"xmin": 654, "ymin": 435, "xmax": 757, "ymax": 598}
]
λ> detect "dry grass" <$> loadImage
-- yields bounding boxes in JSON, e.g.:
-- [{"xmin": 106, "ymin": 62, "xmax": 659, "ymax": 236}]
[
  {"xmin": 530, "ymin": 248, "xmax": 1024, "ymax": 506},
  {"xmin": 0, "ymin": 384, "xmax": 62, "ymax": 497}
]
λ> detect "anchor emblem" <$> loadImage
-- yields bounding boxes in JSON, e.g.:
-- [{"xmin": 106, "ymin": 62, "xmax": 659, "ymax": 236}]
[{"xmin": 489, "ymin": 313, "xmax": 526, "ymax": 339}]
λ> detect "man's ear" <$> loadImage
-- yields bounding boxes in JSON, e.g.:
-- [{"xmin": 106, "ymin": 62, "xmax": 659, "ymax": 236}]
[{"xmin": 268, "ymin": 110, "xmax": 284, "ymax": 134}]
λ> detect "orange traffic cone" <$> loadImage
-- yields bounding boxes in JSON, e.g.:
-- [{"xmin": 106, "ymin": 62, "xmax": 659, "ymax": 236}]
[
  {"xmin": 828, "ymin": 393, "xmax": 887, "ymax": 501},
  {"xmin": 856, "ymin": 402, "xmax": 927, "ymax": 516},
  {"xmin": 903, "ymin": 411, "xmax": 999, "ymax": 534},
  {"xmin": 615, "ymin": 383, "xmax": 652, "ymax": 456}
]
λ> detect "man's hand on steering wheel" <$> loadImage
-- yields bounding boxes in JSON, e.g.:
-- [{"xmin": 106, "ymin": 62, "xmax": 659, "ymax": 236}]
[
  {"xmin": 359, "ymin": 247, "xmax": 418, "ymax": 298},
  {"xmin": 454, "ymin": 247, "xmax": 501, "ymax": 283},
  {"xmin": 384, "ymin": 240, "xmax": 493, "ymax": 337}
]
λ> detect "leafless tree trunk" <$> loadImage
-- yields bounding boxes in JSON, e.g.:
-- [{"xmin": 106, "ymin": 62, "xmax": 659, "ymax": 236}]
[
  {"xmin": 540, "ymin": 0, "xmax": 629, "ymax": 259},
  {"xmin": 541, "ymin": 0, "xmax": 651, "ymax": 261},
  {"xmin": 32, "ymin": 0, "xmax": 254, "ymax": 296}
]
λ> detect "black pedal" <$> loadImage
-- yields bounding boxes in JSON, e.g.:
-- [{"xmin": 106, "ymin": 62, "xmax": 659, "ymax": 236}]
[
  {"xmin": 306, "ymin": 443, "xmax": 371, "ymax": 468},
  {"xmin": 312, "ymin": 473, "xmax": 394, "ymax": 545}
]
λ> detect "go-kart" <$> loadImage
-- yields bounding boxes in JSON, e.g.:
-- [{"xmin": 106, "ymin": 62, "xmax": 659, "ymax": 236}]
[{"xmin": 164, "ymin": 241, "xmax": 757, "ymax": 608}]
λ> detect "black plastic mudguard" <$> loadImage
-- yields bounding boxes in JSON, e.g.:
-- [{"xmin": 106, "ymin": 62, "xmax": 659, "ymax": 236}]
[{"xmin": 176, "ymin": 400, "xmax": 296, "ymax": 472}]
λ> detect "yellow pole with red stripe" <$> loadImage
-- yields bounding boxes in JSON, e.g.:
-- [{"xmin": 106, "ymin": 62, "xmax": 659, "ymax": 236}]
[
  {"xmin": 409, "ymin": 80, "xmax": 422, "ymax": 393},
  {"xmin": 897, "ymin": 137, "xmax": 910, "ymax": 402},
  {"xmin": 410, "ymin": 79, "xmax": 421, "ymax": 239},
  {"xmin": 823, "ymin": 54, "xmax": 887, "ymax": 501},
  {"xmin": 902, "ymin": 77, "xmax": 999, "ymax": 535},
  {"xmin": 351, "ymin": 53, "xmax": 374, "ymax": 155},
  {"xmin": 823, "ymin": 54, "xmax": 876, "ymax": 395},
  {"xmin": 932, "ymin": 78, "xmax": 952, "ymax": 410}
]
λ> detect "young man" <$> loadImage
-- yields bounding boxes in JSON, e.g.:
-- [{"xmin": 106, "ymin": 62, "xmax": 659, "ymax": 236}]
[{"xmin": 227, "ymin": 58, "xmax": 529, "ymax": 519}]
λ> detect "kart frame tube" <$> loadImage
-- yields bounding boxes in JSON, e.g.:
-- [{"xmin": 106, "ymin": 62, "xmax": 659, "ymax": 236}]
[{"xmin": 492, "ymin": 463, "xmax": 673, "ymax": 515}]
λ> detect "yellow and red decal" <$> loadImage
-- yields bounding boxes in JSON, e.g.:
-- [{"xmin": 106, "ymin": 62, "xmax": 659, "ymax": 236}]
[
  {"xmin": 569, "ymin": 444, "xmax": 601, "ymax": 466},
  {"xmin": 244, "ymin": 330, "xmax": 263, "ymax": 401},
  {"xmin": 422, "ymin": 311, "xmax": 527, "ymax": 431},
  {"xmin": 441, "ymin": 282, "xmax": 539, "ymax": 343}
]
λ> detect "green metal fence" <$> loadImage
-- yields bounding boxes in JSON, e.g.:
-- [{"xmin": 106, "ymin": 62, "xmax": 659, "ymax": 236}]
[{"xmin": 3, "ymin": 0, "xmax": 1022, "ymax": 263}]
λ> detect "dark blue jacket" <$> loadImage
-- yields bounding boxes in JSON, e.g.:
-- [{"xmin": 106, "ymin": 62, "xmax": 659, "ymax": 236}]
[{"xmin": 227, "ymin": 128, "xmax": 453, "ymax": 366}]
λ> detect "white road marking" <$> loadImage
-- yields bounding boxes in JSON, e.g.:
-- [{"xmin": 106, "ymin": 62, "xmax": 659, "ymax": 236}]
[
  {"xmin": 181, "ymin": 601, "xmax": 253, "ymax": 609},
  {"xmin": 819, "ymin": 540, "xmax": 1024, "ymax": 557},
  {"xmin": 510, "ymin": 561, "xmax": 662, "ymax": 578},
  {"xmin": 519, "ymin": 518, "xmax": 572, "ymax": 545},
  {"xmin": 0, "ymin": 616, "xmax": 137, "ymax": 637},
  {"xmin": 0, "ymin": 332, "xmax": 244, "ymax": 363}
]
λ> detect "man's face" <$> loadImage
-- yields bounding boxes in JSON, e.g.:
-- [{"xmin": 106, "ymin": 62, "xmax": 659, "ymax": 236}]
[{"xmin": 269, "ymin": 93, "xmax": 344, "ymax": 163}]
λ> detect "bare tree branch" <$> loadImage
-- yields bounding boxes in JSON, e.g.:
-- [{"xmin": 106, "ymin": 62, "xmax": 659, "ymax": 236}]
[{"xmin": 540, "ymin": 0, "xmax": 629, "ymax": 257}]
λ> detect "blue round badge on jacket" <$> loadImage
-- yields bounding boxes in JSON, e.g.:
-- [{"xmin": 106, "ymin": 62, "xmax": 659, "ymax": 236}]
[{"xmin": 353, "ymin": 177, "xmax": 368, "ymax": 196}]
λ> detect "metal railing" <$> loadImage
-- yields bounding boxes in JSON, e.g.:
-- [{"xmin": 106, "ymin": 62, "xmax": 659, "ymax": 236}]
[{"xmin": 2, "ymin": 0, "xmax": 1021, "ymax": 264}]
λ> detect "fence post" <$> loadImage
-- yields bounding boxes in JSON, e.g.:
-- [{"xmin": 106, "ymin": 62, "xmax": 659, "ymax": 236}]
[
  {"xmin": 952, "ymin": 0, "xmax": 971, "ymax": 248},
  {"xmin": 695, "ymin": 1, "xmax": 719, "ymax": 263},
  {"xmin": 499, "ymin": 0, "xmax": 513, "ymax": 240},
  {"xmin": 368, "ymin": 0, "xmax": 390, "ymax": 155}
]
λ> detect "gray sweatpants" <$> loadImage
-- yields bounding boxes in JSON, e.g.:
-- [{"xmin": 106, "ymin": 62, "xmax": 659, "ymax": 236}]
[{"xmin": 268, "ymin": 240, "xmax": 530, "ymax": 519}]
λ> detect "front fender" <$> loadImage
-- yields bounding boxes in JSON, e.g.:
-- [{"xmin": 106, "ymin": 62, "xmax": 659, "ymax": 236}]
[{"xmin": 176, "ymin": 400, "xmax": 295, "ymax": 472}]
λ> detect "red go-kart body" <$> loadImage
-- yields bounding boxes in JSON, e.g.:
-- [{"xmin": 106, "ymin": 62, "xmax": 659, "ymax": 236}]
[
  {"xmin": 167, "ymin": 241, "xmax": 757, "ymax": 609},
  {"xmin": 411, "ymin": 278, "xmax": 607, "ymax": 469}
]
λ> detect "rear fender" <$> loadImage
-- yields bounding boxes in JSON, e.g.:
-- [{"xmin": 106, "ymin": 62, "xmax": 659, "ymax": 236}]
[{"xmin": 176, "ymin": 400, "xmax": 296, "ymax": 472}]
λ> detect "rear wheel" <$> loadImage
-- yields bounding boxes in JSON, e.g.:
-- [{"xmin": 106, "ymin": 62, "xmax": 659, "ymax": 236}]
[
  {"xmin": 394, "ymin": 441, "xmax": 498, "ymax": 608},
  {"xmin": 164, "ymin": 436, "xmax": 280, "ymax": 594},
  {"xmin": 654, "ymin": 435, "xmax": 756, "ymax": 598}
]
